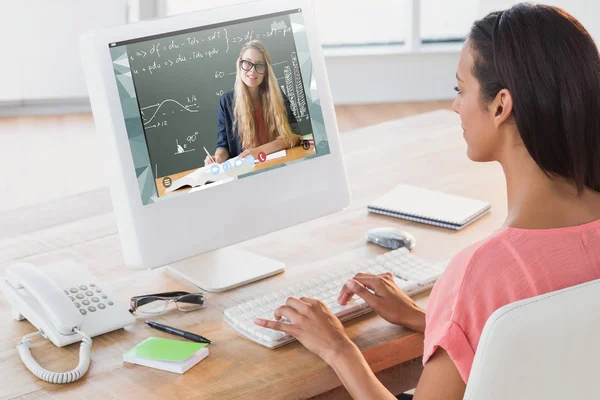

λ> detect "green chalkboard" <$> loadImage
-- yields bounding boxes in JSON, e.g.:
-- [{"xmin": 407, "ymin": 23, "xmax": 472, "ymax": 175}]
[{"xmin": 126, "ymin": 14, "xmax": 313, "ymax": 178}]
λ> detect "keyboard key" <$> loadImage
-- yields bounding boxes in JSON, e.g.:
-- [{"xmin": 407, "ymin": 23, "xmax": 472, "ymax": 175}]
[
  {"xmin": 247, "ymin": 300, "xmax": 260, "ymax": 309},
  {"xmin": 224, "ymin": 308, "xmax": 242, "ymax": 318},
  {"xmin": 275, "ymin": 291, "xmax": 289, "ymax": 302},
  {"xmin": 263, "ymin": 330, "xmax": 285, "ymax": 342},
  {"xmin": 256, "ymin": 297, "xmax": 269, "ymax": 306},
  {"xmin": 263, "ymin": 293, "xmax": 277, "ymax": 303}
]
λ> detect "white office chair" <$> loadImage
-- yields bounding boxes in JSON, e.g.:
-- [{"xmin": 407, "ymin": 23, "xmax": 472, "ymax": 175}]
[{"xmin": 463, "ymin": 278, "xmax": 600, "ymax": 399}]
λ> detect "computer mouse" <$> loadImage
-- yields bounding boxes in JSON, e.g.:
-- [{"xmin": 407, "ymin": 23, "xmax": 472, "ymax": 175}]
[{"xmin": 365, "ymin": 227, "xmax": 416, "ymax": 250}]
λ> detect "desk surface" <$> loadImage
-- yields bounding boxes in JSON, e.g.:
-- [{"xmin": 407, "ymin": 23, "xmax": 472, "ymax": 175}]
[
  {"xmin": 0, "ymin": 110, "xmax": 508, "ymax": 400},
  {"xmin": 154, "ymin": 145, "xmax": 316, "ymax": 197}
]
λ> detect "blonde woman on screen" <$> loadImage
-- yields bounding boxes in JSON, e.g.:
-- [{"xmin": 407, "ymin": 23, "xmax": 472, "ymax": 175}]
[{"xmin": 205, "ymin": 40, "xmax": 300, "ymax": 165}]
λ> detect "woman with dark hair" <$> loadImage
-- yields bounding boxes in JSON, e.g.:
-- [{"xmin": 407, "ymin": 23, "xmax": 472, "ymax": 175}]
[{"xmin": 254, "ymin": 3, "xmax": 600, "ymax": 399}]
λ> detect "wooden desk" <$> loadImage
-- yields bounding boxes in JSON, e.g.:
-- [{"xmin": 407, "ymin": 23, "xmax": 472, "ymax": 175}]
[
  {"xmin": 154, "ymin": 145, "xmax": 316, "ymax": 198},
  {"xmin": 0, "ymin": 110, "xmax": 508, "ymax": 399}
]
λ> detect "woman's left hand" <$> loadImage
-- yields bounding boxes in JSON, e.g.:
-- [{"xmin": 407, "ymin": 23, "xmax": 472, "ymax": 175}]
[{"xmin": 254, "ymin": 297, "xmax": 355, "ymax": 365}]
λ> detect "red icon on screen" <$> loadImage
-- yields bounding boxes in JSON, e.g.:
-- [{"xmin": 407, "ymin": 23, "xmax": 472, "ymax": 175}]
[{"xmin": 257, "ymin": 152, "xmax": 267, "ymax": 162}]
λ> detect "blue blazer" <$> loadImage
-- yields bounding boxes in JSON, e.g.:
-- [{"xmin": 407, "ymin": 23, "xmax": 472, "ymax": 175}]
[{"xmin": 216, "ymin": 89, "xmax": 299, "ymax": 158}]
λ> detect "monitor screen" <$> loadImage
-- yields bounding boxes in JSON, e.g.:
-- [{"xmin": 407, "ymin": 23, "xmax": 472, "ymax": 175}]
[{"xmin": 108, "ymin": 8, "xmax": 331, "ymax": 205}]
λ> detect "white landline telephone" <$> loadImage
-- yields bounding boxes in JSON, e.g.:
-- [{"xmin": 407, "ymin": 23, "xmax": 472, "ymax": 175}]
[{"xmin": 0, "ymin": 259, "xmax": 134, "ymax": 384}]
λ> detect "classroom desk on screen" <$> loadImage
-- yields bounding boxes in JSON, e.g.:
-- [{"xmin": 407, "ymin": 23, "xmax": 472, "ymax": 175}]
[
  {"xmin": 154, "ymin": 144, "xmax": 315, "ymax": 198},
  {"xmin": 0, "ymin": 110, "xmax": 508, "ymax": 399}
]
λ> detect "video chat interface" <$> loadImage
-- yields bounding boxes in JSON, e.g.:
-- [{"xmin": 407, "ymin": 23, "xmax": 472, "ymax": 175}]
[{"xmin": 109, "ymin": 8, "xmax": 331, "ymax": 206}]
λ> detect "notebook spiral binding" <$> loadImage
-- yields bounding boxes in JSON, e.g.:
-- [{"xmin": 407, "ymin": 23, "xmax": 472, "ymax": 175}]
[{"xmin": 367, "ymin": 207, "xmax": 490, "ymax": 231}]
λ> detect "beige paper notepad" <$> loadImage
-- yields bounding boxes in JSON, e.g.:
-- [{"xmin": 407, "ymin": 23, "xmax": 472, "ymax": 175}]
[{"xmin": 368, "ymin": 184, "xmax": 491, "ymax": 230}]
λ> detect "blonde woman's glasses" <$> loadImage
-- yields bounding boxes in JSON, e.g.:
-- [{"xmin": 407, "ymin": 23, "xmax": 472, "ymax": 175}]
[{"xmin": 240, "ymin": 59, "xmax": 266, "ymax": 74}]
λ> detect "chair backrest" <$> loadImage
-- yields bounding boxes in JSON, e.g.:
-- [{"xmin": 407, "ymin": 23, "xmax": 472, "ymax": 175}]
[{"xmin": 463, "ymin": 278, "xmax": 600, "ymax": 400}]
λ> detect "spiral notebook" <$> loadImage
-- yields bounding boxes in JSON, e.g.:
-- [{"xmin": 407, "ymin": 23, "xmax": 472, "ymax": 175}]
[{"xmin": 368, "ymin": 184, "xmax": 491, "ymax": 230}]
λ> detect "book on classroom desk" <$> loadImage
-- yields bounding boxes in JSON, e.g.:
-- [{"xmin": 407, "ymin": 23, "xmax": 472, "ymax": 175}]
[
  {"xmin": 123, "ymin": 337, "xmax": 209, "ymax": 374},
  {"xmin": 367, "ymin": 183, "xmax": 491, "ymax": 230},
  {"xmin": 166, "ymin": 150, "xmax": 287, "ymax": 193}
]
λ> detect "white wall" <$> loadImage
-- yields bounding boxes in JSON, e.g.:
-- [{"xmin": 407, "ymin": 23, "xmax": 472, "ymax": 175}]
[
  {"xmin": 325, "ymin": 47, "xmax": 460, "ymax": 104},
  {"xmin": 0, "ymin": 1, "xmax": 127, "ymax": 106},
  {"xmin": 0, "ymin": 3, "xmax": 23, "ymax": 102}
]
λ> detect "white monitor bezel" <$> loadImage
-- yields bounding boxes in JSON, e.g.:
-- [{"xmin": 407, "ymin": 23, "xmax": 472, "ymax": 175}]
[{"xmin": 80, "ymin": 0, "xmax": 350, "ymax": 269}]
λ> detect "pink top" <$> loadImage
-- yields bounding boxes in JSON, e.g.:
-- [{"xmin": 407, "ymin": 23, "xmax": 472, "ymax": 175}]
[
  {"xmin": 423, "ymin": 219, "xmax": 600, "ymax": 383},
  {"xmin": 254, "ymin": 105, "xmax": 268, "ymax": 147}
]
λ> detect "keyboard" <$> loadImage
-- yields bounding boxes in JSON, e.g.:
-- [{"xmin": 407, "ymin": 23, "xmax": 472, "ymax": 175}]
[{"xmin": 223, "ymin": 248, "xmax": 446, "ymax": 349}]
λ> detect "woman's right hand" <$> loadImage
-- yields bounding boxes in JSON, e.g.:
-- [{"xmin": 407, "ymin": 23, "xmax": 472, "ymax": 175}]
[
  {"xmin": 204, "ymin": 155, "xmax": 219, "ymax": 165},
  {"xmin": 338, "ymin": 272, "xmax": 426, "ymax": 333}
]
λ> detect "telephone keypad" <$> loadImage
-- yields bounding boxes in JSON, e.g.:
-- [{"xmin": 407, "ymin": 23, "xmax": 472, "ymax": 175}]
[{"xmin": 66, "ymin": 283, "xmax": 113, "ymax": 315}]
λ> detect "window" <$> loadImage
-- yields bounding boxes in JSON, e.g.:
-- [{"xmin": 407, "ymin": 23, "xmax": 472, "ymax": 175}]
[
  {"xmin": 166, "ymin": 0, "xmax": 250, "ymax": 15},
  {"xmin": 312, "ymin": 0, "xmax": 406, "ymax": 47},
  {"xmin": 161, "ymin": 0, "xmax": 598, "ymax": 51},
  {"xmin": 165, "ymin": 0, "xmax": 406, "ymax": 47},
  {"xmin": 421, "ymin": 0, "xmax": 477, "ymax": 43}
]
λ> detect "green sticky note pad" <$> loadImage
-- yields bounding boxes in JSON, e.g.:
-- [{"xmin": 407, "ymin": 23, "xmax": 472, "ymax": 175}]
[{"xmin": 124, "ymin": 337, "xmax": 207, "ymax": 362}]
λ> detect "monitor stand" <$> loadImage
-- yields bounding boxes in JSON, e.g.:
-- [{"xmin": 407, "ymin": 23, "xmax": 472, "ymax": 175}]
[{"xmin": 166, "ymin": 247, "xmax": 285, "ymax": 292}]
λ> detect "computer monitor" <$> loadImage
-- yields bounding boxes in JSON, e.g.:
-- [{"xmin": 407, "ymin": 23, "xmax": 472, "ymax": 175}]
[{"xmin": 79, "ymin": 0, "xmax": 350, "ymax": 291}]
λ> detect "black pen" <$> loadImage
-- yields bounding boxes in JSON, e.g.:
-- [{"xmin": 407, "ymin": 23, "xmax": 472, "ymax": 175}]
[{"xmin": 145, "ymin": 321, "xmax": 211, "ymax": 344}]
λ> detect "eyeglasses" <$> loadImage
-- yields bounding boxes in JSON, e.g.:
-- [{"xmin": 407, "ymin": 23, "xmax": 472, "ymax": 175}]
[
  {"xmin": 240, "ymin": 59, "xmax": 266, "ymax": 74},
  {"xmin": 129, "ymin": 291, "xmax": 205, "ymax": 315}
]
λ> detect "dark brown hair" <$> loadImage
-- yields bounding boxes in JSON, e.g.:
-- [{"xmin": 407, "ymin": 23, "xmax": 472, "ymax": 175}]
[{"xmin": 469, "ymin": 3, "xmax": 600, "ymax": 193}]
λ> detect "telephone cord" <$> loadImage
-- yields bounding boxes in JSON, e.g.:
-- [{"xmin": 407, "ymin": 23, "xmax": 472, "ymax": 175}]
[{"xmin": 17, "ymin": 327, "xmax": 92, "ymax": 384}]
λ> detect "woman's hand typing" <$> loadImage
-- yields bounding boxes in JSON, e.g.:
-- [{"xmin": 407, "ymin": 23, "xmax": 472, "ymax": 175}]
[{"xmin": 338, "ymin": 272, "xmax": 426, "ymax": 333}]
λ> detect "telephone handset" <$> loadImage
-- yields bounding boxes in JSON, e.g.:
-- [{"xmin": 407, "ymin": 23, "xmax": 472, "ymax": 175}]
[
  {"xmin": 7, "ymin": 263, "xmax": 83, "ymax": 335},
  {"xmin": 1, "ymin": 260, "xmax": 134, "ymax": 384}
]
